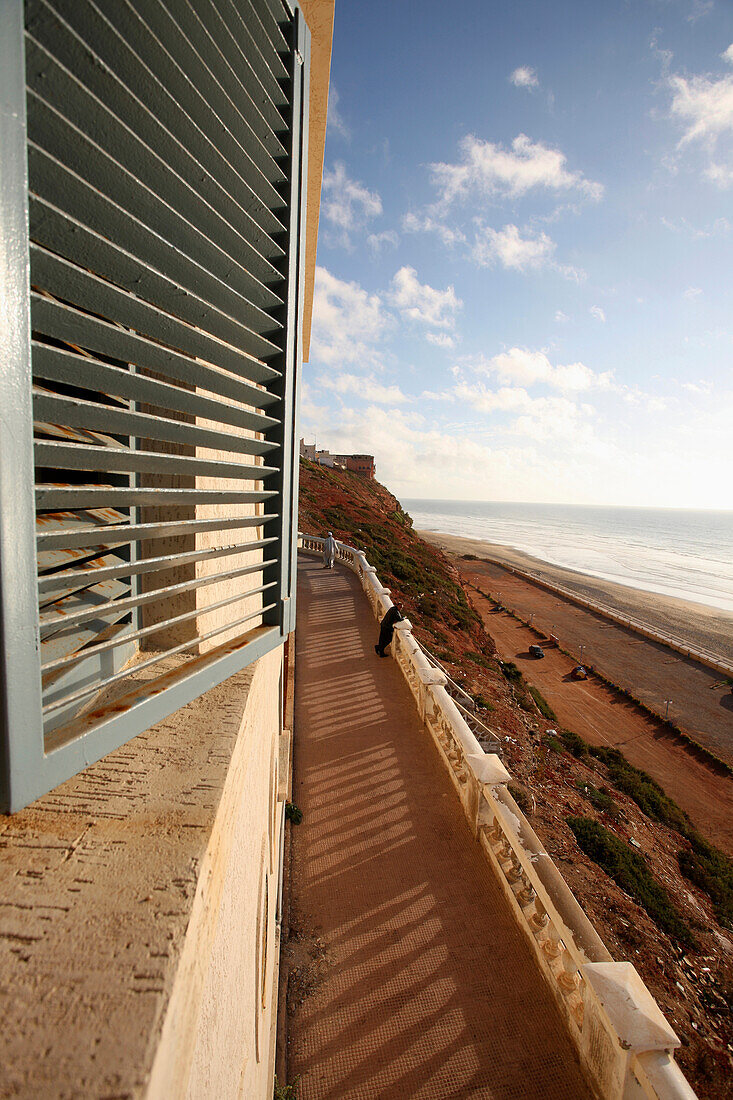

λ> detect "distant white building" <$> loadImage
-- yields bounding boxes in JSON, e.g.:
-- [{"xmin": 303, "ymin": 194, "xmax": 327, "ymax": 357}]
[{"xmin": 299, "ymin": 440, "xmax": 375, "ymax": 478}]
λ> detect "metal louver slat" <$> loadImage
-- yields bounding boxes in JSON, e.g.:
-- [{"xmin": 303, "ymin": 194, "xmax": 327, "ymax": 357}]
[
  {"xmin": 30, "ymin": 300, "xmax": 280, "ymax": 399},
  {"xmin": 33, "ymin": 393, "xmax": 278, "ymax": 459},
  {"xmin": 28, "ymin": 157, "xmax": 283, "ymax": 345},
  {"xmin": 42, "ymin": 585, "xmax": 278, "ymax": 683},
  {"xmin": 144, "ymin": 0, "xmax": 289, "ymax": 169},
  {"xmin": 27, "ymin": 0, "xmax": 288, "ymax": 259},
  {"xmin": 34, "ymin": 441, "xmax": 276, "ymax": 480},
  {"xmin": 0, "ymin": 0, "xmax": 311, "ymax": 811},
  {"xmin": 25, "ymin": 44, "xmax": 286, "ymax": 291},
  {"xmin": 36, "ymin": 487, "xmax": 277, "ymax": 509},
  {"xmin": 37, "ymin": 514, "xmax": 280, "ymax": 553},
  {"xmin": 95, "ymin": 0, "xmax": 288, "ymax": 216},
  {"xmin": 246, "ymin": 0, "xmax": 291, "ymax": 56},
  {"xmin": 29, "ymin": 200, "xmax": 283, "ymax": 361},
  {"xmin": 38, "ymin": 537, "xmax": 278, "ymax": 596},
  {"xmin": 29, "ymin": 252, "xmax": 280, "ymax": 384},
  {"xmin": 197, "ymin": 0, "xmax": 289, "ymax": 132},
  {"xmin": 40, "ymin": 556, "xmax": 279, "ymax": 637},
  {"xmin": 213, "ymin": 0, "xmax": 290, "ymax": 104}
]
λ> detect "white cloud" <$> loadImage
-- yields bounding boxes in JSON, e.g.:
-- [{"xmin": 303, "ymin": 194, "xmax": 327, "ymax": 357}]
[
  {"xmin": 300, "ymin": 380, "xmax": 733, "ymax": 508},
  {"xmin": 681, "ymin": 380, "xmax": 712, "ymax": 395},
  {"xmin": 684, "ymin": 286, "xmax": 703, "ymax": 299},
  {"xmin": 660, "ymin": 214, "xmax": 731, "ymax": 237},
  {"xmin": 310, "ymin": 267, "xmax": 388, "ymax": 365},
  {"xmin": 667, "ymin": 60, "xmax": 733, "ymax": 185},
  {"xmin": 367, "ymin": 230, "xmax": 399, "ymax": 254},
  {"xmin": 299, "ymin": 381, "xmax": 329, "ymax": 423},
  {"xmin": 321, "ymin": 162, "xmax": 382, "ymax": 247},
  {"xmin": 510, "ymin": 66, "xmax": 539, "ymax": 90},
  {"xmin": 687, "ymin": 0, "xmax": 713, "ymax": 22},
  {"xmin": 453, "ymin": 382, "xmax": 534, "ymax": 413},
  {"xmin": 402, "ymin": 211, "xmax": 466, "ymax": 247},
  {"xmin": 299, "ymin": 382, "xmax": 733, "ymax": 510},
  {"xmin": 318, "ymin": 372, "xmax": 409, "ymax": 405},
  {"xmin": 468, "ymin": 223, "xmax": 583, "ymax": 280},
  {"xmin": 452, "ymin": 381, "xmax": 602, "ymax": 446},
  {"xmin": 669, "ymin": 72, "xmax": 733, "ymax": 147},
  {"xmin": 426, "ymin": 332, "xmax": 455, "ymax": 349},
  {"xmin": 472, "ymin": 223, "xmax": 555, "ymax": 271},
  {"xmin": 474, "ymin": 346, "xmax": 614, "ymax": 393},
  {"xmin": 390, "ymin": 266, "xmax": 462, "ymax": 330},
  {"xmin": 327, "ymin": 87, "xmax": 350, "ymax": 140},
  {"xmin": 555, "ymin": 310, "xmax": 569, "ymax": 323},
  {"xmin": 705, "ymin": 162, "xmax": 733, "ymax": 187},
  {"xmin": 420, "ymin": 389, "xmax": 455, "ymax": 402},
  {"xmin": 723, "ymin": 44, "xmax": 733, "ymax": 65},
  {"xmin": 429, "ymin": 133, "xmax": 603, "ymax": 207},
  {"xmin": 590, "ymin": 305, "xmax": 606, "ymax": 322}
]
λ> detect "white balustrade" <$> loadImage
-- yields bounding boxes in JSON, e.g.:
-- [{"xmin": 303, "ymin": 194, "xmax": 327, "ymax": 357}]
[{"xmin": 297, "ymin": 533, "xmax": 695, "ymax": 1100}]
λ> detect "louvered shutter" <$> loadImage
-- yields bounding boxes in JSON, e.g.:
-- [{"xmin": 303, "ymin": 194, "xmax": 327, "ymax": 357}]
[{"xmin": 0, "ymin": 0, "xmax": 309, "ymax": 811}]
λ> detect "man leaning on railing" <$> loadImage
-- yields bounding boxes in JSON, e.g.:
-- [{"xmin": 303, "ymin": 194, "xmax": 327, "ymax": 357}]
[{"xmin": 375, "ymin": 604, "xmax": 403, "ymax": 658}]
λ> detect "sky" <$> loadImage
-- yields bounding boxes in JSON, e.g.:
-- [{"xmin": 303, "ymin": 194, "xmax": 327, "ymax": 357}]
[{"xmin": 301, "ymin": 0, "xmax": 733, "ymax": 509}]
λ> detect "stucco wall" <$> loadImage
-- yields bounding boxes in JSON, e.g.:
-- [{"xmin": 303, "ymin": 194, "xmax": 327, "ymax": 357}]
[
  {"xmin": 0, "ymin": 645, "xmax": 286, "ymax": 1099},
  {"xmin": 147, "ymin": 646, "xmax": 284, "ymax": 1099}
]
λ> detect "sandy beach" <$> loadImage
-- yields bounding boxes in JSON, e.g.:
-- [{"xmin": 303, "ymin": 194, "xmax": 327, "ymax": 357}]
[{"xmin": 419, "ymin": 529, "xmax": 733, "ymax": 667}]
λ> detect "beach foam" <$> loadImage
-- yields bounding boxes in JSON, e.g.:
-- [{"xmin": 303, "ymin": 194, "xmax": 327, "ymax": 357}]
[{"xmin": 405, "ymin": 500, "xmax": 733, "ymax": 614}]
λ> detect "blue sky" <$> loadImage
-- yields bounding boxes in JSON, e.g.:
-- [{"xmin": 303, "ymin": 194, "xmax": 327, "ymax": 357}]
[{"xmin": 301, "ymin": 0, "xmax": 732, "ymax": 508}]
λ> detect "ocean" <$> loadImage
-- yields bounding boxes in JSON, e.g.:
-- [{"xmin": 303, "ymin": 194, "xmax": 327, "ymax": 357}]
[{"xmin": 403, "ymin": 500, "xmax": 733, "ymax": 615}]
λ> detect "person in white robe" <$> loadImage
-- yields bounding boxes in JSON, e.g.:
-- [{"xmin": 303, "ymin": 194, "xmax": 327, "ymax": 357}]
[{"xmin": 323, "ymin": 531, "xmax": 337, "ymax": 569}]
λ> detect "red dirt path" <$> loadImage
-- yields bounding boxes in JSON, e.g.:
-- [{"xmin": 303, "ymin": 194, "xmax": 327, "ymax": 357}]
[{"xmin": 462, "ymin": 577, "xmax": 733, "ymax": 856}]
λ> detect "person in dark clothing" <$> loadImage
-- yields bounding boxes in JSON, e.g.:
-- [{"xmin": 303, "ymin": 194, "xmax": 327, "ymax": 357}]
[{"xmin": 375, "ymin": 605, "xmax": 403, "ymax": 657}]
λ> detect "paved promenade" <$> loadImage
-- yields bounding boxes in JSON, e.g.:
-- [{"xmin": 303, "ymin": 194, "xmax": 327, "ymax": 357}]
[{"xmin": 288, "ymin": 556, "xmax": 594, "ymax": 1100}]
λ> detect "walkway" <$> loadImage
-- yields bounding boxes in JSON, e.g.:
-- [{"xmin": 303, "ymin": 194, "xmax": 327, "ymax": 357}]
[{"xmin": 287, "ymin": 557, "xmax": 594, "ymax": 1100}]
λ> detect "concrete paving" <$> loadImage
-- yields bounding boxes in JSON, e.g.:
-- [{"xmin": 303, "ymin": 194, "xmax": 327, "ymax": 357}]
[{"xmin": 288, "ymin": 556, "xmax": 595, "ymax": 1100}]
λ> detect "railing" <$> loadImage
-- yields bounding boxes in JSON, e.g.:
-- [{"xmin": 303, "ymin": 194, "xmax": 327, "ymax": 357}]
[{"xmin": 298, "ymin": 534, "xmax": 697, "ymax": 1100}]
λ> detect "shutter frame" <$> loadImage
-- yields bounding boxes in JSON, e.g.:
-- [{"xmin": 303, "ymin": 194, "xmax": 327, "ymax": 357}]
[{"xmin": 0, "ymin": 0, "xmax": 310, "ymax": 811}]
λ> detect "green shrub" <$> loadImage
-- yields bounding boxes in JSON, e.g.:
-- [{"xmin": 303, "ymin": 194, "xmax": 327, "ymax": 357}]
[
  {"xmin": 678, "ymin": 842, "xmax": 733, "ymax": 929},
  {"xmin": 567, "ymin": 816, "xmax": 695, "ymax": 947},
  {"xmin": 561, "ymin": 729, "xmax": 588, "ymax": 758},
  {"xmin": 436, "ymin": 649, "xmax": 457, "ymax": 665},
  {"xmin": 274, "ymin": 1076, "xmax": 299, "ymax": 1100},
  {"xmin": 500, "ymin": 660, "xmax": 523, "ymax": 683},
  {"xmin": 285, "ymin": 802, "xmax": 303, "ymax": 825},
  {"xmin": 472, "ymin": 693, "xmax": 494, "ymax": 711},
  {"xmin": 589, "ymin": 745, "xmax": 733, "ymax": 928},
  {"xmin": 588, "ymin": 746, "xmax": 688, "ymax": 830},
  {"xmin": 466, "ymin": 651, "xmax": 492, "ymax": 668},
  {"xmin": 528, "ymin": 685, "xmax": 556, "ymax": 721},
  {"xmin": 543, "ymin": 732, "xmax": 564, "ymax": 753},
  {"xmin": 575, "ymin": 780, "xmax": 617, "ymax": 816}
]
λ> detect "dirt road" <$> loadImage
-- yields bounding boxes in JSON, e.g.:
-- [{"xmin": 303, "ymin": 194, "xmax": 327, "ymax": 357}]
[
  {"xmin": 467, "ymin": 584, "xmax": 733, "ymax": 856},
  {"xmin": 456, "ymin": 557, "xmax": 733, "ymax": 763}
]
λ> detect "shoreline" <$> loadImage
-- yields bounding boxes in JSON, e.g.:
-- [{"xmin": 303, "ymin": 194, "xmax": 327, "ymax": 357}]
[{"xmin": 418, "ymin": 529, "xmax": 733, "ymax": 668}]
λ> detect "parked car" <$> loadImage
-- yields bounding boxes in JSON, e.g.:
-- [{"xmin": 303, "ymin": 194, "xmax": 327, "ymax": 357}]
[
  {"xmin": 529, "ymin": 644, "xmax": 545, "ymax": 658},
  {"xmin": 571, "ymin": 665, "xmax": 587, "ymax": 680}
]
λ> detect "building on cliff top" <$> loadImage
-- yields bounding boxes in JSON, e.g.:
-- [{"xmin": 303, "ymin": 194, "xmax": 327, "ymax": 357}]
[
  {"xmin": 0, "ymin": 1, "xmax": 333, "ymax": 1095},
  {"xmin": 299, "ymin": 438, "xmax": 376, "ymax": 477}
]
